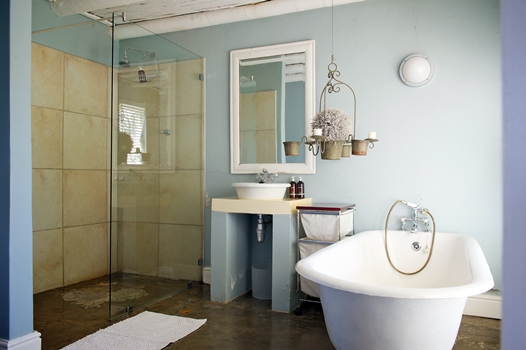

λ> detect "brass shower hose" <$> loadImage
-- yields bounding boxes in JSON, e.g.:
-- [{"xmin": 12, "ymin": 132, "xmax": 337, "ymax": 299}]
[{"xmin": 384, "ymin": 200, "xmax": 436, "ymax": 275}]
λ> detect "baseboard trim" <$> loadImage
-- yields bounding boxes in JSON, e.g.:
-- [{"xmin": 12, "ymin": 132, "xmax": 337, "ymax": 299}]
[
  {"xmin": 464, "ymin": 292, "xmax": 502, "ymax": 319},
  {"xmin": 202, "ymin": 265, "xmax": 500, "ymax": 318},
  {"xmin": 0, "ymin": 331, "xmax": 41, "ymax": 350},
  {"xmin": 202, "ymin": 266, "xmax": 211, "ymax": 284}
]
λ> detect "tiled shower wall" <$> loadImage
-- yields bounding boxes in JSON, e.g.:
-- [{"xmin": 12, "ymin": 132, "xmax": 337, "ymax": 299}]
[
  {"xmin": 32, "ymin": 42, "xmax": 111, "ymax": 294},
  {"xmin": 114, "ymin": 59, "xmax": 204, "ymax": 283},
  {"xmin": 31, "ymin": 42, "xmax": 204, "ymax": 294}
]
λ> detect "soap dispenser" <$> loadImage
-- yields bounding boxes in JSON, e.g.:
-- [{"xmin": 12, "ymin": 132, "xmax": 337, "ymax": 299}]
[
  {"xmin": 297, "ymin": 177, "xmax": 305, "ymax": 199},
  {"xmin": 289, "ymin": 177, "xmax": 297, "ymax": 199}
]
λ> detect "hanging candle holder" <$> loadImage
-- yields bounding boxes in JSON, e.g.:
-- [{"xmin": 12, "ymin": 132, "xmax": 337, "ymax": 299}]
[{"xmin": 285, "ymin": 0, "xmax": 378, "ymax": 160}]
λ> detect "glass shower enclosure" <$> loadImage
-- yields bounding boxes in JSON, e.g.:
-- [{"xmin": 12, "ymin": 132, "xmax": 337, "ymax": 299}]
[
  {"xmin": 31, "ymin": 9, "xmax": 204, "ymax": 321},
  {"xmin": 109, "ymin": 18, "xmax": 204, "ymax": 319}
]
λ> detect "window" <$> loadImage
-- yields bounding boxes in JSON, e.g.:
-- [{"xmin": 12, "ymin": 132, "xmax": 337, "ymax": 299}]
[{"xmin": 119, "ymin": 103, "xmax": 146, "ymax": 165}]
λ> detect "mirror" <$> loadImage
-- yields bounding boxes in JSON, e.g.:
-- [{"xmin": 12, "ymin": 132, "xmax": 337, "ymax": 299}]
[{"xmin": 230, "ymin": 40, "xmax": 316, "ymax": 174}]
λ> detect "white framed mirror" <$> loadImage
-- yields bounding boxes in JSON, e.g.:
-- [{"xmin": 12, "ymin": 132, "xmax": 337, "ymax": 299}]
[{"xmin": 230, "ymin": 40, "xmax": 316, "ymax": 174}]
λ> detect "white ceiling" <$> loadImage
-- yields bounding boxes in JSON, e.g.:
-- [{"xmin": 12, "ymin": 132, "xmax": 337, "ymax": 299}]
[{"xmin": 49, "ymin": 0, "xmax": 364, "ymax": 38}]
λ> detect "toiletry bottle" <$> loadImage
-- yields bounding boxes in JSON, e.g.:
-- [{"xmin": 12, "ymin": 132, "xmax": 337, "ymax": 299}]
[
  {"xmin": 297, "ymin": 177, "xmax": 305, "ymax": 199},
  {"xmin": 289, "ymin": 177, "xmax": 297, "ymax": 199}
]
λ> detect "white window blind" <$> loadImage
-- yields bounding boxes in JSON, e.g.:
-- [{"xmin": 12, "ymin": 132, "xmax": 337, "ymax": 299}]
[{"xmin": 119, "ymin": 103, "xmax": 146, "ymax": 164}]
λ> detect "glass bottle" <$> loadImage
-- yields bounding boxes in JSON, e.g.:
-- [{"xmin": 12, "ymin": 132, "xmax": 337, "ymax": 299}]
[
  {"xmin": 297, "ymin": 177, "xmax": 305, "ymax": 199},
  {"xmin": 289, "ymin": 176, "xmax": 297, "ymax": 199}
]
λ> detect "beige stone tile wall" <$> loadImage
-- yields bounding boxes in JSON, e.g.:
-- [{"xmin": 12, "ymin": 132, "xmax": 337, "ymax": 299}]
[
  {"xmin": 31, "ymin": 43, "xmax": 64, "ymax": 110},
  {"xmin": 115, "ymin": 58, "xmax": 204, "ymax": 282},
  {"xmin": 63, "ymin": 55, "xmax": 109, "ymax": 118},
  {"xmin": 159, "ymin": 224, "xmax": 203, "ymax": 280},
  {"xmin": 240, "ymin": 91, "xmax": 277, "ymax": 164},
  {"xmin": 31, "ymin": 107, "xmax": 63, "ymax": 169},
  {"xmin": 116, "ymin": 222, "xmax": 159, "ymax": 276},
  {"xmin": 32, "ymin": 43, "xmax": 110, "ymax": 294},
  {"xmin": 32, "ymin": 169, "xmax": 62, "ymax": 232},
  {"xmin": 33, "ymin": 228, "xmax": 63, "ymax": 292},
  {"xmin": 63, "ymin": 223, "xmax": 109, "ymax": 285},
  {"xmin": 32, "ymin": 42, "xmax": 204, "ymax": 293}
]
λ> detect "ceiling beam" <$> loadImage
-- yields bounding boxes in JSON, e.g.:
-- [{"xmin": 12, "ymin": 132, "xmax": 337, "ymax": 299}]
[{"xmin": 112, "ymin": 0, "xmax": 365, "ymax": 39}]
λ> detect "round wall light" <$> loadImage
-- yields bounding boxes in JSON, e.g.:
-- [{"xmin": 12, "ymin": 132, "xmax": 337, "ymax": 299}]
[{"xmin": 399, "ymin": 54, "xmax": 434, "ymax": 87}]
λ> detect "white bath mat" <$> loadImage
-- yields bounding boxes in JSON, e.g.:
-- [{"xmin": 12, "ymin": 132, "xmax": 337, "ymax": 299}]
[{"xmin": 61, "ymin": 311, "xmax": 206, "ymax": 350}]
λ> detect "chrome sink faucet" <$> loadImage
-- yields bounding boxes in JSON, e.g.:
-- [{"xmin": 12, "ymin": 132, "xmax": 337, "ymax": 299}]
[
  {"xmin": 400, "ymin": 201, "xmax": 430, "ymax": 234},
  {"xmin": 256, "ymin": 168, "xmax": 278, "ymax": 184}
]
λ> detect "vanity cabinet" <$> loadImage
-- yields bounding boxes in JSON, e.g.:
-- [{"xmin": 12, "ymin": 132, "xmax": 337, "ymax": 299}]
[{"xmin": 210, "ymin": 197, "xmax": 311, "ymax": 312}]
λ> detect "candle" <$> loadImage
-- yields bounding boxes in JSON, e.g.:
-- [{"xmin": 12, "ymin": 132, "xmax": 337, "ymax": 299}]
[
  {"xmin": 368, "ymin": 131, "xmax": 377, "ymax": 140},
  {"xmin": 313, "ymin": 128, "xmax": 322, "ymax": 136}
]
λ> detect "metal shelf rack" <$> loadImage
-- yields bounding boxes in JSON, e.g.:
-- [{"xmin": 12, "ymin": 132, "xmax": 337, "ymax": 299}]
[{"xmin": 294, "ymin": 203, "xmax": 355, "ymax": 315}]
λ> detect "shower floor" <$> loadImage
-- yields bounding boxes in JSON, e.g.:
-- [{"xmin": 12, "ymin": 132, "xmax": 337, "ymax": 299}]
[
  {"xmin": 33, "ymin": 273, "xmax": 191, "ymax": 348},
  {"xmin": 34, "ymin": 280, "xmax": 501, "ymax": 350}
]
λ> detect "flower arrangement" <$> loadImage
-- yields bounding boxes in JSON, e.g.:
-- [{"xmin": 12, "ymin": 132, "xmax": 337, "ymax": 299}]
[{"xmin": 311, "ymin": 108, "xmax": 353, "ymax": 142}]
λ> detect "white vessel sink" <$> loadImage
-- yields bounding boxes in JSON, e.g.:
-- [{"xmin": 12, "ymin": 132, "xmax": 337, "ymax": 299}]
[{"xmin": 232, "ymin": 182, "xmax": 290, "ymax": 200}]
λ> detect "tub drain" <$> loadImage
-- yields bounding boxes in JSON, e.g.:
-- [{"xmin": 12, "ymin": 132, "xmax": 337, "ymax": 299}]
[{"xmin": 411, "ymin": 242, "xmax": 422, "ymax": 251}]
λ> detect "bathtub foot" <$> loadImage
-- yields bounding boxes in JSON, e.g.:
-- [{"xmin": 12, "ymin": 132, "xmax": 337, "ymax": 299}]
[{"xmin": 294, "ymin": 295, "xmax": 321, "ymax": 316}]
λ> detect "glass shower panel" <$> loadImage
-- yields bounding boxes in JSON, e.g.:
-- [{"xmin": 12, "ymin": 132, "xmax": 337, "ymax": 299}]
[
  {"xmin": 32, "ymin": 10, "xmax": 203, "ymax": 321},
  {"xmin": 110, "ymin": 20, "xmax": 204, "ymax": 320}
]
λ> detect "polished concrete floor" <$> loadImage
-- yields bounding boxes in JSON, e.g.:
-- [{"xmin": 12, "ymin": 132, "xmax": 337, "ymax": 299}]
[{"xmin": 34, "ymin": 278, "xmax": 501, "ymax": 349}]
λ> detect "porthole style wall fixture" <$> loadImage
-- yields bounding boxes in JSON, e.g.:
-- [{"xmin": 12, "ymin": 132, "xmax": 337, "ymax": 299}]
[{"xmin": 399, "ymin": 54, "xmax": 434, "ymax": 87}]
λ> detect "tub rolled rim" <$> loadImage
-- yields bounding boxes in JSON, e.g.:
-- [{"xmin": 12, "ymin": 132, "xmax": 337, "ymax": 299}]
[{"xmin": 295, "ymin": 230, "xmax": 494, "ymax": 299}]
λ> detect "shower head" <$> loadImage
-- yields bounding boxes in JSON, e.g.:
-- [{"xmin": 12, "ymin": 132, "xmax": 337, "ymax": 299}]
[
  {"xmin": 119, "ymin": 55, "xmax": 130, "ymax": 67},
  {"xmin": 120, "ymin": 47, "xmax": 156, "ymax": 67},
  {"xmin": 119, "ymin": 47, "xmax": 162, "ymax": 83}
]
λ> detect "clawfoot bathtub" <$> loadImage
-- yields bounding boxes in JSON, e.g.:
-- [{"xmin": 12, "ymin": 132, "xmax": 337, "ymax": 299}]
[{"xmin": 295, "ymin": 230, "xmax": 494, "ymax": 350}]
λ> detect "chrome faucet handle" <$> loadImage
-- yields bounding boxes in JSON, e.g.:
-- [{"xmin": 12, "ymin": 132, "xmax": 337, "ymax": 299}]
[
  {"xmin": 401, "ymin": 201, "xmax": 420, "ymax": 209},
  {"xmin": 256, "ymin": 168, "xmax": 278, "ymax": 183},
  {"xmin": 423, "ymin": 218, "xmax": 431, "ymax": 232},
  {"xmin": 400, "ymin": 217, "xmax": 410, "ymax": 231},
  {"xmin": 256, "ymin": 168, "xmax": 268, "ymax": 182}
]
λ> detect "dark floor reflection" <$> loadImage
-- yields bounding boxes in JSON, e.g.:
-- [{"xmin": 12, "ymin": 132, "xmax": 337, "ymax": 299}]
[{"xmin": 34, "ymin": 280, "xmax": 501, "ymax": 350}]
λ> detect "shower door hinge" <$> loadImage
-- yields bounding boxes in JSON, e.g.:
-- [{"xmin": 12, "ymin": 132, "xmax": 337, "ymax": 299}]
[
  {"xmin": 198, "ymin": 258, "xmax": 203, "ymax": 266},
  {"xmin": 198, "ymin": 74, "xmax": 205, "ymax": 81}
]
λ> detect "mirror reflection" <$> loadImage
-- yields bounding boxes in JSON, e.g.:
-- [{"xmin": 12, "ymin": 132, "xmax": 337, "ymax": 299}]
[
  {"xmin": 231, "ymin": 40, "xmax": 316, "ymax": 174},
  {"xmin": 239, "ymin": 53, "xmax": 306, "ymax": 164}
]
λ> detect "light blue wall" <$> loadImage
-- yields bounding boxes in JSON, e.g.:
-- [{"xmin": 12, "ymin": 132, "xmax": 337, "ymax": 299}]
[
  {"xmin": 1, "ymin": 0, "xmax": 34, "ymax": 340},
  {"xmin": 32, "ymin": 0, "xmax": 113, "ymax": 66},
  {"xmin": 285, "ymin": 81, "xmax": 306, "ymax": 164},
  {"xmin": 162, "ymin": 0, "xmax": 502, "ymax": 290},
  {"xmin": 120, "ymin": 35, "xmax": 200, "ymax": 64},
  {"xmin": 0, "ymin": 1, "xmax": 11, "ymax": 338},
  {"xmin": 501, "ymin": 0, "xmax": 526, "ymax": 346}
]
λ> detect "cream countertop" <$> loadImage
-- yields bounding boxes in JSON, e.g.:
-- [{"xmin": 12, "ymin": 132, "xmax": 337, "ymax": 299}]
[{"xmin": 212, "ymin": 197, "xmax": 312, "ymax": 215}]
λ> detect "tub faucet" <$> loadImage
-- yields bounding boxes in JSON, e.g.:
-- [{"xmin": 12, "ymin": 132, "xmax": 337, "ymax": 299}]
[
  {"xmin": 256, "ymin": 168, "xmax": 278, "ymax": 184},
  {"xmin": 400, "ymin": 203, "xmax": 430, "ymax": 233}
]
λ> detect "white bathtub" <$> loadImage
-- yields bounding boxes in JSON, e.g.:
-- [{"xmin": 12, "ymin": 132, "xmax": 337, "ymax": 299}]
[{"xmin": 295, "ymin": 230, "xmax": 494, "ymax": 350}]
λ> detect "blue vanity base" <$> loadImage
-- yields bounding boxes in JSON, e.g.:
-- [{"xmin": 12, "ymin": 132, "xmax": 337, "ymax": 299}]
[{"xmin": 210, "ymin": 211, "xmax": 299, "ymax": 313}]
